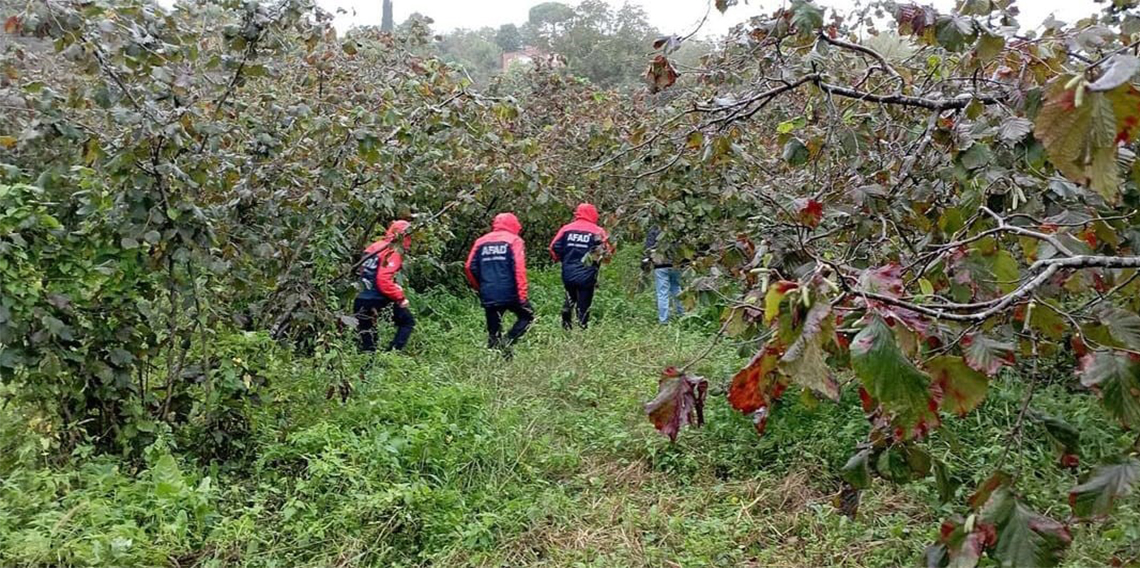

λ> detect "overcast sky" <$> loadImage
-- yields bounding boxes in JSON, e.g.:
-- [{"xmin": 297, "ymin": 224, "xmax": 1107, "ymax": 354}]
[{"xmin": 321, "ymin": 0, "xmax": 1105, "ymax": 37}]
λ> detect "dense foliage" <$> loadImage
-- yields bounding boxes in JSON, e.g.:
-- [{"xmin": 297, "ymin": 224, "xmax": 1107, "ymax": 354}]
[
  {"xmin": 0, "ymin": 0, "xmax": 634, "ymax": 453},
  {"xmin": 2, "ymin": 0, "xmax": 1140, "ymax": 566},
  {"xmin": 633, "ymin": 1, "xmax": 1140, "ymax": 565}
]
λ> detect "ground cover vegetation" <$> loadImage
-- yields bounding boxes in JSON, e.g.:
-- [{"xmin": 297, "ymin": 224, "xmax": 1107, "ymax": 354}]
[{"xmin": 2, "ymin": 0, "xmax": 1140, "ymax": 566}]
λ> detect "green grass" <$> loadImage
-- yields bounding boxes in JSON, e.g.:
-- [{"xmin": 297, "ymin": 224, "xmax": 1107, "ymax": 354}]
[{"xmin": 2, "ymin": 253, "xmax": 1138, "ymax": 567}]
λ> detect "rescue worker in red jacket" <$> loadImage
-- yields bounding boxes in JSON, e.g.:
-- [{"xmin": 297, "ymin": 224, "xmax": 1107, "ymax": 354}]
[
  {"xmin": 550, "ymin": 203, "xmax": 613, "ymax": 329},
  {"xmin": 354, "ymin": 220, "xmax": 415, "ymax": 352},
  {"xmin": 465, "ymin": 213, "xmax": 533, "ymax": 357}
]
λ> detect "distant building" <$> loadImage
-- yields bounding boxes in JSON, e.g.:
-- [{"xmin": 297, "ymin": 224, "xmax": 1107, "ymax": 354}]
[{"xmin": 501, "ymin": 46, "xmax": 564, "ymax": 71}]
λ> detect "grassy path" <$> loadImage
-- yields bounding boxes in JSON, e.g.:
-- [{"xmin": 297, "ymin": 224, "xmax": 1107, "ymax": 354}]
[
  {"xmin": 394, "ymin": 266, "xmax": 931, "ymax": 567},
  {"xmin": 2, "ymin": 258, "xmax": 1137, "ymax": 567}
]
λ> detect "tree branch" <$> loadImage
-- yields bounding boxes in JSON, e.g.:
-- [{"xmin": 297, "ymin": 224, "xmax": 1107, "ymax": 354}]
[
  {"xmin": 819, "ymin": 32, "xmax": 902, "ymax": 80},
  {"xmin": 854, "ymin": 255, "xmax": 1140, "ymax": 322},
  {"xmin": 816, "ymin": 79, "xmax": 1002, "ymax": 110}
]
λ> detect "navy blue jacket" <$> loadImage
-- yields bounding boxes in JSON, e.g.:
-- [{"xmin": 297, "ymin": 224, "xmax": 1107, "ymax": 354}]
[
  {"xmin": 465, "ymin": 213, "xmax": 529, "ymax": 307},
  {"xmin": 550, "ymin": 203, "xmax": 613, "ymax": 286}
]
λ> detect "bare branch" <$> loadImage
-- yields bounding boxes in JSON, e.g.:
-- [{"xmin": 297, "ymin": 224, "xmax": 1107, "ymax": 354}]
[
  {"xmin": 816, "ymin": 80, "xmax": 1002, "ymax": 110},
  {"xmin": 855, "ymin": 255, "xmax": 1140, "ymax": 322},
  {"xmin": 819, "ymin": 32, "xmax": 902, "ymax": 80}
]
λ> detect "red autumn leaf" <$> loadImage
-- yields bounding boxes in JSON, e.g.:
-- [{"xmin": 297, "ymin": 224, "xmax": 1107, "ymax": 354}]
[
  {"xmin": 1092, "ymin": 272, "xmax": 1108, "ymax": 293},
  {"xmin": 858, "ymin": 386, "xmax": 876, "ymax": 413},
  {"xmin": 1080, "ymin": 228, "xmax": 1099, "ymax": 249},
  {"xmin": 1060, "ymin": 453, "xmax": 1080, "ymax": 470},
  {"xmin": 1070, "ymin": 335, "xmax": 1089, "ymax": 357},
  {"xmin": 895, "ymin": 3, "xmax": 937, "ymax": 35},
  {"xmin": 1110, "ymin": 85, "xmax": 1140, "ymax": 144},
  {"xmin": 644, "ymin": 367, "xmax": 709, "ymax": 442},
  {"xmin": 4, "ymin": 16, "xmax": 18, "ymax": 34},
  {"xmin": 795, "ymin": 197, "xmax": 824, "ymax": 228},
  {"xmin": 930, "ymin": 514, "xmax": 989, "ymax": 568},
  {"xmin": 644, "ymin": 55, "xmax": 678, "ymax": 93},
  {"xmin": 968, "ymin": 471, "xmax": 1012, "ymax": 510},
  {"xmin": 728, "ymin": 345, "xmax": 782, "ymax": 413},
  {"xmin": 728, "ymin": 344, "xmax": 789, "ymax": 436},
  {"xmin": 858, "ymin": 264, "xmax": 905, "ymax": 297}
]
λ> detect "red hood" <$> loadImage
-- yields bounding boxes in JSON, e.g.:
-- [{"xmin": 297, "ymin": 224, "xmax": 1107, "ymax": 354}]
[
  {"xmin": 492, "ymin": 212, "xmax": 521, "ymax": 235},
  {"xmin": 386, "ymin": 219, "xmax": 411, "ymax": 248},
  {"xmin": 574, "ymin": 203, "xmax": 598, "ymax": 223}
]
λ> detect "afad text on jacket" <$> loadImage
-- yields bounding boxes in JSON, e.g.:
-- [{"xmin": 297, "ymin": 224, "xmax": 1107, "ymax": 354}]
[
  {"xmin": 549, "ymin": 203, "xmax": 613, "ymax": 285},
  {"xmin": 465, "ymin": 213, "xmax": 529, "ymax": 307}
]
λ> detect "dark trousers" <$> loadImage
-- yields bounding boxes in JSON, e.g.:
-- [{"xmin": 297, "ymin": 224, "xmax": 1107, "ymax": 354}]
[
  {"xmin": 485, "ymin": 302, "xmax": 534, "ymax": 349},
  {"xmin": 561, "ymin": 281, "xmax": 596, "ymax": 329},
  {"xmin": 353, "ymin": 296, "xmax": 415, "ymax": 352}
]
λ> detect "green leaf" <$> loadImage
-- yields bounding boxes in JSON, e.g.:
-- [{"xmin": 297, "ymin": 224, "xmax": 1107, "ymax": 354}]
[
  {"xmin": 782, "ymin": 138, "xmax": 809, "ymax": 166},
  {"xmin": 1034, "ymin": 80, "xmax": 1123, "ymax": 201},
  {"xmin": 1098, "ymin": 307, "xmax": 1140, "ymax": 350},
  {"xmin": 999, "ymin": 118, "xmax": 1033, "ymax": 143},
  {"xmin": 963, "ymin": 334, "xmax": 1015, "ymax": 376},
  {"xmin": 927, "ymin": 355, "xmax": 988, "ymax": 416},
  {"xmin": 42, "ymin": 315, "xmax": 73, "ymax": 341},
  {"xmin": 960, "ymin": 142, "xmax": 992, "ymax": 170},
  {"xmin": 776, "ymin": 116, "xmax": 805, "ymax": 134},
  {"xmin": 1089, "ymin": 94, "xmax": 1121, "ymax": 200},
  {"xmin": 876, "ymin": 445, "xmax": 913, "ymax": 483},
  {"xmin": 981, "ymin": 488, "xmax": 1072, "ymax": 568},
  {"xmin": 780, "ymin": 302, "xmax": 840, "ymax": 400},
  {"xmin": 764, "ymin": 281, "xmax": 798, "ymax": 325},
  {"xmin": 851, "ymin": 317, "xmax": 938, "ymax": 438},
  {"xmin": 790, "ymin": 0, "xmax": 823, "ymax": 36},
  {"xmin": 1069, "ymin": 458, "xmax": 1140, "ymax": 519},
  {"xmin": 842, "ymin": 449, "xmax": 873, "ymax": 489},
  {"xmin": 1079, "ymin": 352, "xmax": 1140, "ymax": 429},
  {"xmin": 959, "ymin": 0, "xmax": 992, "ymax": 16},
  {"xmin": 919, "ymin": 278, "xmax": 935, "ymax": 297},
  {"xmin": 989, "ymin": 250, "xmax": 1019, "ymax": 294},
  {"xmin": 876, "ymin": 443, "xmax": 931, "ymax": 483},
  {"xmin": 976, "ymin": 29, "xmax": 1006, "ymax": 62},
  {"xmin": 934, "ymin": 460, "xmax": 958, "ymax": 504},
  {"xmin": 151, "ymin": 454, "xmax": 185, "ymax": 499},
  {"xmin": 109, "ymin": 348, "xmax": 134, "ymax": 367},
  {"xmin": 781, "ymin": 334, "xmax": 840, "ymax": 400},
  {"xmin": 935, "ymin": 15, "xmax": 976, "ymax": 52},
  {"xmin": 1028, "ymin": 302, "xmax": 1067, "ymax": 341},
  {"xmin": 1028, "ymin": 411, "xmax": 1080, "ymax": 454}
]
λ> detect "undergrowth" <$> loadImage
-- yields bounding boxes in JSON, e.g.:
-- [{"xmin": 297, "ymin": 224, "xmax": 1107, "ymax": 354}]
[{"xmin": 1, "ymin": 253, "xmax": 1137, "ymax": 567}]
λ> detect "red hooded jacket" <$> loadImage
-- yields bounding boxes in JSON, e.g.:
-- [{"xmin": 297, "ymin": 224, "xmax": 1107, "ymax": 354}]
[
  {"xmin": 465, "ymin": 213, "xmax": 528, "ymax": 306},
  {"xmin": 549, "ymin": 203, "xmax": 613, "ymax": 285},
  {"xmin": 359, "ymin": 220, "xmax": 411, "ymax": 302}
]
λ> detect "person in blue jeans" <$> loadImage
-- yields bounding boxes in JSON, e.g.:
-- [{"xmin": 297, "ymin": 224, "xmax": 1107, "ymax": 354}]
[{"xmin": 644, "ymin": 226, "xmax": 683, "ymax": 323}]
